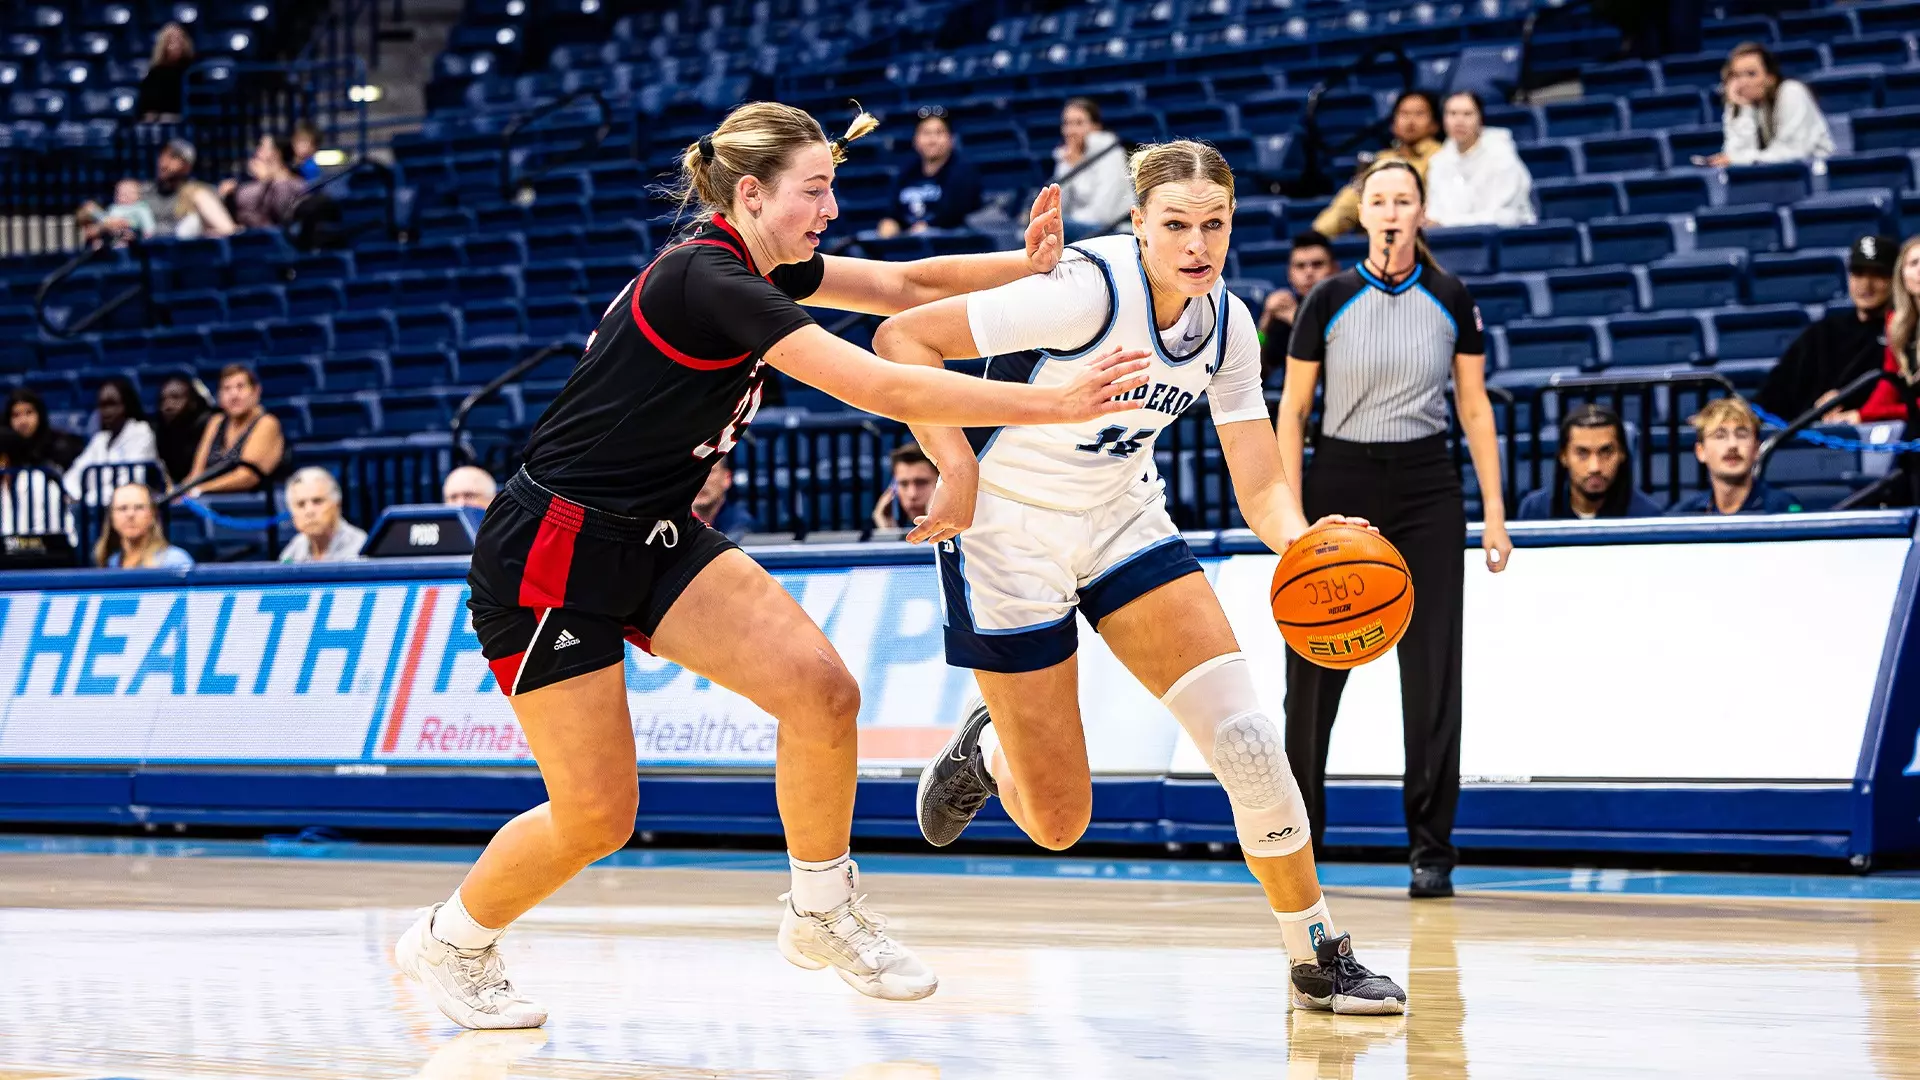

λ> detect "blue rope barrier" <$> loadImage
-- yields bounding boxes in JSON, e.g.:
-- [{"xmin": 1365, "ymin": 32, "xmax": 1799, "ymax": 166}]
[
  {"xmin": 175, "ymin": 498, "xmax": 291, "ymax": 531},
  {"xmin": 1747, "ymin": 402, "xmax": 1920, "ymax": 453}
]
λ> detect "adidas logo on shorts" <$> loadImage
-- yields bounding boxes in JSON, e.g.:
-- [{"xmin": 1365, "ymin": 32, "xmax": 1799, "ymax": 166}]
[{"xmin": 553, "ymin": 629, "xmax": 582, "ymax": 651}]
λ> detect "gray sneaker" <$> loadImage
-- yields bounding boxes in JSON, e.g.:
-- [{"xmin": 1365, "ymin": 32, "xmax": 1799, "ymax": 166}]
[{"xmin": 914, "ymin": 697, "xmax": 999, "ymax": 847}]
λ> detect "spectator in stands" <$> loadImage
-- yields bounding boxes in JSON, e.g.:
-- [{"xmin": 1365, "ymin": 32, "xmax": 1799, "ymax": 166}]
[
  {"xmin": 7, "ymin": 387, "xmax": 84, "ymax": 470},
  {"xmin": 65, "ymin": 375, "xmax": 159, "ymax": 501},
  {"xmin": 101, "ymin": 178, "xmax": 158, "ymax": 243},
  {"xmin": 95, "ymin": 483, "xmax": 192, "ymax": 569},
  {"xmin": 1052, "ymin": 98, "xmax": 1132, "ymax": 240},
  {"xmin": 278, "ymin": 467, "xmax": 366, "ymax": 563},
  {"xmin": 153, "ymin": 374, "xmax": 213, "ymax": 486},
  {"xmin": 1841, "ymin": 236, "xmax": 1920, "ymax": 429},
  {"xmin": 186, "ymin": 364, "xmax": 286, "ymax": 495},
  {"xmin": 1312, "ymin": 91, "xmax": 1441, "ymax": 237},
  {"xmin": 690, "ymin": 458, "xmax": 756, "ymax": 539},
  {"xmin": 290, "ymin": 122, "xmax": 324, "ymax": 184},
  {"xmin": 1258, "ymin": 232, "xmax": 1337, "ymax": 385},
  {"xmin": 1516, "ymin": 404, "xmax": 1664, "ymax": 519},
  {"xmin": 876, "ymin": 106, "xmax": 983, "ymax": 239},
  {"xmin": 1704, "ymin": 43, "xmax": 1833, "ymax": 167},
  {"xmin": 140, "ymin": 140, "xmax": 236, "ymax": 241},
  {"xmin": 1755, "ymin": 234, "xmax": 1895, "ymax": 422},
  {"xmin": 1424, "ymin": 92, "xmax": 1536, "ymax": 229},
  {"xmin": 871, "ymin": 442, "xmax": 939, "ymax": 529},
  {"xmin": 442, "ymin": 465, "xmax": 499, "ymax": 510},
  {"xmin": 135, "ymin": 22, "xmax": 195, "ymax": 121},
  {"xmin": 1670, "ymin": 397, "xmax": 1803, "ymax": 515},
  {"xmin": 0, "ymin": 429, "xmax": 71, "ymax": 539},
  {"xmin": 220, "ymin": 135, "xmax": 307, "ymax": 231}
]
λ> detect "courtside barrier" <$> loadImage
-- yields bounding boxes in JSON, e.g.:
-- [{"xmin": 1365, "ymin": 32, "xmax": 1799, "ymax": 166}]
[{"xmin": 1, "ymin": 511, "xmax": 1916, "ymax": 864}]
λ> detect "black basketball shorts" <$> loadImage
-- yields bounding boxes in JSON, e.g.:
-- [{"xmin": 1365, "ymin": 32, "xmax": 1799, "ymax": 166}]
[{"xmin": 467, "ymin": 469, "xmax": 738, "ymax": 697}]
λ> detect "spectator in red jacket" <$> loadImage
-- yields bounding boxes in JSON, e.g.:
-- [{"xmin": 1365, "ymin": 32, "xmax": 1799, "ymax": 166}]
[{"xmin": 1843, "ymin": 236, "xmax": 1920, "ymax": 426}]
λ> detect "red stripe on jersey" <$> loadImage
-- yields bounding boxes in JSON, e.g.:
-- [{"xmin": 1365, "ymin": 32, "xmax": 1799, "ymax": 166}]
[
  {"xmin": 518, "ymin": 505, "xmax": 579, "ymax": 610},
  {"xmin": 628, "ymin": 239, "xmax": 754, "ymax": 371},
  {"xmin": 708, "ymin": 214, "xmax": 761, "ymax": 276},
  {"xmin": 488, "ymin": 650, "xmax": 526, "ymax": 697}
]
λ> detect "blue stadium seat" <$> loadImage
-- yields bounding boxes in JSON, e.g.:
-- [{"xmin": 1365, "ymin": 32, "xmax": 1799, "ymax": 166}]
[
  {"xmin": 207, "ymin": 326, "xmax": 265, "ymax": 361},
  {"xmin": 1232, "ymin": 202, "xmax": 1284, "ymax": 242},
  {"xmin": 1542, "ymin": 97, "xmax": 1622, "ymax": 139},
  {"xmin": 354, "ymin": 241, "xmax": 408, "ymax": 276},
  {"xmin": 1236, "ymin": 240, "xmax": 1289, "ymax": 280},
  {"xmin": 582, "ymin": 222, "xmax": 648, "ymax": 261},
  {"xmin": 1517, "ymin": 142, "xmax": 1577, "ymax": 180},
  {"xmin": 466, "ymin": 233, "xmax": 528, "ymax": 268},
  {"xmin": 1546, "ymin": 266, "xmax": 1640, "ymax": 317},
  {"xmin": 1534, "ymin": 179, "xmax": 1622, "ymax": 221},
  {"xmin": 303, "ymin": 394, "xmax": 379, "ymax": 439},
  {"xmin": 395, "ymin": 308, "xmax": 461, "ymax": 348},
  {"xmin": 332, "ymin": 312, "xmax": 396, "ymax": 353},
  {"xmin": 23, "ymin": 371, "xmax": 80, "ymax": 413},
  {"xmin": 1778, "ymin": 8, "xmax": 1859, "ymax": 42},
  {"xmin": 382, "ymin": 389, "xmax": 453, "ymax": 432},
  {"xmin": 1701, "ymin": 16, "xmax": 1777, "ymax": 52},
  {"xmin": 1626, "ymin": 89, "xmax": 1708, "ymax": 131},
  {"xmin": 1580, "ymin": 133, "xmax": 1664, "ymax": 174},
  {"xmin": 1887, "ymin": 67, "xmax": 1920, "ymax": 108},
  {"xmin": 455, "ymin": 342, "xmax": 522, "ymax": 384},
  {"xmin": 462, "ymin": 299, "xmax": 523, "ymax": 343},
  {"xmin": 1829, "ymin": 34, "xmax": 1916, "ymax": 69},
  {"xmin": 525, "ymin": 296, "xmax": 590, "ymax": 338},
  {"xmin": 408, "ymin": 237, "xmax": 466, "ymax": 271},
  {"xmin": 1503, "ymin": 318, "xmax": 1601, "ymax": 370},
  {"xmin": 1582, "ymin": 60, "xmax": 1657, "ymax": 98},
  {"xmin": 255, "ymin": 358, "xmax": 322, "ymax": 399},
  {"xmin": 39, "ymin": 339, "xmax": 100, "ymax": 370},
  {"xmin": 1240, "ymin": 93, "xmax": 1304, "ymax": 135},
  {"xmin": 1724, "ymin": 162, "xmax": 1812, "ymax": 207},
  {"xmin": 523, "ymin": 261, "xmax": 582, "ymax": 297},
  {"xmin": 1710, "ymin": 304, "xmax": 1810, "ymax": 362},
  {"xmin": 227, "ymin": 285, "xmax": 287, "ymax": 323},
  {"xmin": 397, "ymin": 271, "xmax": 462, "ymax": 309},
  {"xmin": 167, "ymin": 291, "xmax": 227, "ymax": 326},
  {"xmin": 579, "ymin": 258, "xmax": 639, "ymax": 299},
  {"xmin": 389, "ymin": 346, "xmax": 455, "ymax": 388},
  {"xmin": 323, "ymin": 353, "xmax": 389, "ymax": 392},
  {"xmin": 525, "ymin": 226, "xmax": 582, "ymax": 264},
  {"xmin": 287, "ymin": 251, "xmax": 353, "ymax": 282},
  {"xmin": 1647, "ymin": 253, "xmax": 1749, "ymax": 309},
  {"xmin": 1806, "ymin": 68, "xmax": 1884, "ymax": 114},
  {"xmin": 1622, "ymin": 172, "xmax": 1713, "ymax": 215},
  {"xmin": 1856, "ymin": 2, "xmax": 1920, "ymax": 36},
  {"xmin": 1851, "ymin": 106, "xmax": 1920, "ymax": 152},
  {"xmin": 1749, "ymin": 252, "xmax": 1848, "ymax": 305},
  {"xmin": 1902, "ymin": 193, "xmax": 1920, "ymax": 238},
  {"xmin": 1664, "ymin": 124, "xmax": 1724, "ymax": 163},
  {"xmin": 265, "ymin": 319, "xmax": 329, "ymax": 357},
  {"xmin": 287, "ymin": 280, "xmax": 345, "ymax": 317},
  {"xmin": 1789, "ymin": 190, "xmax": 1897, "ymax": 250},
  {"xmin": 1694, "ymin": 205, "xmax": 1787, "ymax": 254},
  {"xmin": 1824, "ymin": 151, "xmax": 1917, "ymax": 194},
  {"xmin": 1426, "ymin": 228, "xmax": 1498, "ymax": 277},
  {"xmin": 1587, "ymin": 216, "xmax": 1677, "ymax": 265},
  {"xmin": 1606, "ymin": 313, "xmax": 1706, "ymax": 367},
  {"xmin": 145, "ymin": 329, "xmax": 205, "ymax": 367},
  {"xmin": 1498, "ymin": 221, "xmax": 1584, "ymax": 272},
  {"xmin": 345, "ymin": 276, "xmax": 398, "ymax": 309}
]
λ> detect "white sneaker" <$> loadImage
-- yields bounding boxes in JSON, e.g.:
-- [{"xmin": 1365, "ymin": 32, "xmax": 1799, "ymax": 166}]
[
  {"xmin": 776, "ymin": 869, "xmax": 938, "ymax": 1001},
  {"xmin": 394, "ymin": 904, "xmax": 549, "ymax": 1030}
]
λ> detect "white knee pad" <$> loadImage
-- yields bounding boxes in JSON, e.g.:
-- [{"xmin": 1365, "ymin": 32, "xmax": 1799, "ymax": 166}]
[{"xmin": 1162, "ymin": 653, "xmax": 1312, "ymax": 858}]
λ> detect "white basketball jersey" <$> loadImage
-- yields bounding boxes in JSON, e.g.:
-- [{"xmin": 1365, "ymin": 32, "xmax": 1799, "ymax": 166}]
[{"xmin": 967, "ymin": 233, "xmax": 1268, "ymax": 512}]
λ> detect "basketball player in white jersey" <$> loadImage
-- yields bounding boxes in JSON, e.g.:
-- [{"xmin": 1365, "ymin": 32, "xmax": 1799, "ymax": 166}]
[{"xmin": 871, "ymin": 140, "xmax": 1406, "ymax": 1014}]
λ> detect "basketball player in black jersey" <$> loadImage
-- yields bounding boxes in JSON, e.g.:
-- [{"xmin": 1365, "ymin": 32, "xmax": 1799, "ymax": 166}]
[{"xmin": 393, "ymin": 102, "xmax": 1154, "ymax": 1028}]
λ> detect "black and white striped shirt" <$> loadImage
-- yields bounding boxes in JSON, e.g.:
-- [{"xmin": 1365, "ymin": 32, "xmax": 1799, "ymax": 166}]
[{"xmin": 1287, "ymin": 262, "xmax": 1485, "ymax": 443}]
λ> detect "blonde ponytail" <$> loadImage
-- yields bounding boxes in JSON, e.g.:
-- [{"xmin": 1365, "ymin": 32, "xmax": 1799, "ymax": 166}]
[{"xmin": 670, "ymin": 102, "xmax": 877, "ymax": 222}]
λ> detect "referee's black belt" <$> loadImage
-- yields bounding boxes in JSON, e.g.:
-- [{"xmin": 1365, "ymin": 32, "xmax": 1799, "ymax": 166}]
[{"xmin": 1313, "ymin": 433, "xmax": 1451, "ymax": 461}]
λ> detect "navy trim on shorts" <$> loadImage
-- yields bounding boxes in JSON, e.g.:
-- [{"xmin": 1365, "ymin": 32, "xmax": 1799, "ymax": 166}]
[
  {"xmin": 1079, "ymin": 535, "xmax": 1201, "ymax": 627},
  {"xmin": 937, "ymin": 535, "xmax": 1080, "ymax": 673}
]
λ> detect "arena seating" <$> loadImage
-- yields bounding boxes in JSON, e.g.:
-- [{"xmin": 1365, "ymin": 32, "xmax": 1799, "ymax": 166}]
[{"xmin": 1, "ymin": 0, "xmax": 1917, "ymax": 549}]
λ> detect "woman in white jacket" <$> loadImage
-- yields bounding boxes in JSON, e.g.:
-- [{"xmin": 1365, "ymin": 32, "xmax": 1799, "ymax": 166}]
[
  {"xmin": 1706, "ymin": 42, "xmax": 1833, "ymax": 166},
  {"xmin": 1052, "ymin": 97, "xmax": 1133, "ymax": 237},
  {"xmin": 64, "ymin": 375, "xmax": 158, "ymax": 502},
  {"xmin": 1424, "ymin": 91, "xmax": 1536, "ymax": 228}
]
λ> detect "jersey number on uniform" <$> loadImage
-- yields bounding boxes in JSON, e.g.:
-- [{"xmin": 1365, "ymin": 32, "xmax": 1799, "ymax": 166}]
[
  {"xmin": 693, "ymin": 380, "xmax": 763, "ymax": 459},
  {"xmin": 1075, "ymin": 425, "xmax": 1154, "ymax": 459}
]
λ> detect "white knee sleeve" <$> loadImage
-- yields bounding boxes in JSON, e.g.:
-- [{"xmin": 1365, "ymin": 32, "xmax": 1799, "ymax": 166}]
[{"xmin": 1161, "ymin": 653, "xmax": 1312, "ymax": 858}]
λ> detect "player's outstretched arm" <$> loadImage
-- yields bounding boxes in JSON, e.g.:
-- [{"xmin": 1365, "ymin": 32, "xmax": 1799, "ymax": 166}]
[
  {"xmin": 868, "ymin": 297, "xmax": 988, "ymax": 545},
  {"xmin": 1218, "ymin": 420, "xmax": 1313, "ymax": 553},
  {"xmin": 764, "ymin": 324, "xmax": 1149, "ymax": 428},
  {"xmin": 807, "ymin": 187, "xmax": 1066, "ymax": 316}
]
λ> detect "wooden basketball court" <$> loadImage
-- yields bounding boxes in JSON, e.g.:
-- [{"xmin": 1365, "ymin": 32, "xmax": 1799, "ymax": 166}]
[{"xmin": 2, "ymin": 838, "xmax": 1917, "ymax": 1079}]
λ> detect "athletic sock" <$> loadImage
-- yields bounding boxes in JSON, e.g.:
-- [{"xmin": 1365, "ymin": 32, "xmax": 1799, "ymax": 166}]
[
  {"xmin": 976, "ymin": 722, "xmax": 1004, "ymax": 787},
  {"xmin": 1274, "ymin": 897, "xmax": 1336, "ymax": 965},
  {"xmin": 788, "ymin": 851, "xmax": 856, "ymax": 915},
  {"xmin": 431, "ymin": 888, "xmax": 505, "ymax": 950}
]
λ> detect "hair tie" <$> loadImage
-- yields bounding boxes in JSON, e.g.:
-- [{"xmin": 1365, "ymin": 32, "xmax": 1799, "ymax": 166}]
[
  {"xmin": 829, "ymin": 136, "xmax": 848, "ymax": 156},
  {"xmin": 697, "ymin": 134, "xmax": 714, "ymax": 162}
]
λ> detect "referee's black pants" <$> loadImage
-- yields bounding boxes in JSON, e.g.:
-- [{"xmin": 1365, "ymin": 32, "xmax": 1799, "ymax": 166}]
[{"xmin": 1284, "ymin": 433, "xmax": 1466, "ymax": 871}]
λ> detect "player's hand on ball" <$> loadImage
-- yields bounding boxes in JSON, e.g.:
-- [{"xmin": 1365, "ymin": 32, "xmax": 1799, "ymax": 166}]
[
  {"xmin": 1482, "ymin": 520, "xmax": 1512, "ymax": 573},
  {"xmin": 907, "ymin": 473, "xmax": 978, "ymax": 545},
  {"xmin": 1280, "ymin": 513, "xmax": 1374, "ymax": 553},
  {"xmin": 1024, "ymin": 184, "xmax": 1065, "ymax": 275},
  {"xmin": 1052, "ymin": 345, "xmax": 1152, "ymax": 421}
]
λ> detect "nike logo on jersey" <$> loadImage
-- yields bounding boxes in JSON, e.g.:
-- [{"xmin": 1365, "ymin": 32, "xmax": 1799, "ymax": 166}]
[
  {"xmin": 553, "ymin": 629, "xmax": 582, "ymax": 651},
  {"xmin": 1113, "ymin": 382, "xmax": 1198, "ymax": 417}
]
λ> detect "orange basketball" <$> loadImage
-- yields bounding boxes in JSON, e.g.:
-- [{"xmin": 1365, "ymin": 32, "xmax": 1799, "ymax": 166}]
[{"xmin": 1269, "ymin": 522, "xmax": 1414, "ymax": 670}]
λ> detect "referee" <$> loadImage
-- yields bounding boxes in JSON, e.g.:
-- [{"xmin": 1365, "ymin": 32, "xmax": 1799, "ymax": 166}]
[{"xmin": 1275, "ymin": 160, "xmax": 1511, "ymax": 900}]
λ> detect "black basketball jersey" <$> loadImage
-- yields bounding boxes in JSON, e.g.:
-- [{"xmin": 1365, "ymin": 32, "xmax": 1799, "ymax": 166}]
[{"xmin": 519, "ymin": 214, "xmax": 826, "ymax": 519}]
